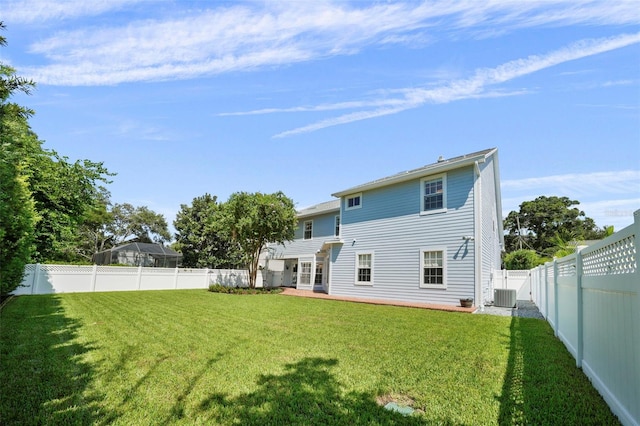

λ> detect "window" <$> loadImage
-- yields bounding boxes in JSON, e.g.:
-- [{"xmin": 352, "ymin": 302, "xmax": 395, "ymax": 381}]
[
  {"xmin": 334, "ymin": 215, "xmax": 340, "ymax": 237},
  {"xmin": 421, "ymin": 174, "xmax": 446, "ymax": 214},
  {"xmin": 300, "ymin": 262, "xmax": 312, "ymax": 285},
  {"xmin": 303, "ymin": 220, "xmax": 313, "ymax": 240},
  {"xmin": 346, "ymin": 193, "xmax": 362, "ymax": 210},
  {"xmin": 420, "ymin": 249, "xmax": 446, "ymax": 289},
  {"xmin": 355, "ymin": 252, "xmax": 373, "ymax": 285},
  {"xmin": 314, "ymin": 262, "xmax": 323, "ymax": 284}
]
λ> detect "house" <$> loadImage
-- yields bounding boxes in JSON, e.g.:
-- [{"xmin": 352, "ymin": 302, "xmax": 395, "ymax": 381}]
[
  {"xmin": 264, "ymin": 148, "xmax": 504, "ymax": 307},
  {"xmin": 92, "ymin": 242, "xmax": 183, "ymax": 268}
]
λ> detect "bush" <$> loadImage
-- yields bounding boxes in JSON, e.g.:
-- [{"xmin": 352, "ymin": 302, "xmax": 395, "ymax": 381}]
[
  {"xmin": 503, "ymin": 249, "xmax": 547, "ymax": 270},
  {"xmin": 208, "ymin": 284, "xmax": 283, "ymax": 295}
]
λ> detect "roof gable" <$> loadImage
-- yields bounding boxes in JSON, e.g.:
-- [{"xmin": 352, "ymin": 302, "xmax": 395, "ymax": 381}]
[
  {"xmin": 297, "ymin": 199, "xmax": 340, "ymax": 218},
  {"xmin": 109, "ymin": 242, "xmax": 181, "ymax": 256}
]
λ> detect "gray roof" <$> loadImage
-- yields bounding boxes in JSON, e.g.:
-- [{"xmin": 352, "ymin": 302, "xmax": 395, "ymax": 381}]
[
  {"xmin": 297, "ymin": 199, "xmax": 341, "ymax": 218},
  {"xmin": 332, "ymin": 148, "xmax": 497, "ymax": 197},
  {"xmin": 108, "ymin": 242, "xmax": 181, "ymax": 256}
]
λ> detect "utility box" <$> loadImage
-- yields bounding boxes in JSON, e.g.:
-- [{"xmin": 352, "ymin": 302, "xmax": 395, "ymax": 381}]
[{"xmin": 494, "ymin": 289, "xmax": 517, "ymax": 308}]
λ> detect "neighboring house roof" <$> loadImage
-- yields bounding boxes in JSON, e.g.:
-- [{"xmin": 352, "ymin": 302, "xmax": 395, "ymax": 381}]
[
  {"xmin": 297, "ymin": 199, "xmax": 341, "ymax": 219},
  {"xmin": 332, "ymin": 148, "xmax": 497, "ymax": 197},
  {"xmin": 106, "ymin": 242, "xmax": 181, "ymax": 257}
]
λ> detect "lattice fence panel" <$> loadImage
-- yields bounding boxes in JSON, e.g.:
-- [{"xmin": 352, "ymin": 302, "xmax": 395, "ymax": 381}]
[
  {"xmin": 41, "ymin": 265, "xmax": 94, "ymax": 273},
  {"xmin": 557, "ymin": 258, "xmax": 577, "ymax": 277},
  {"xmin": 583, "ymin": 235, "xmax": 636, "ymax": 276}
]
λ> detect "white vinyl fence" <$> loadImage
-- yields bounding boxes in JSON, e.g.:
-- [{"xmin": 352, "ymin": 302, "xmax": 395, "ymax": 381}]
[
  {"xmin": 492, "ymin": 269, "xmax": 532, "ymax": 300},
  {"xmin": 530, "ymin": 210, "xmax": 639, "ymax": 426},
  {"xmin": 12, "ymin": 264, "xmax": 262, "ymax": 295}
]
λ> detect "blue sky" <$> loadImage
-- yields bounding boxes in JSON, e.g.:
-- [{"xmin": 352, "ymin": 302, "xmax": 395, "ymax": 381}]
[{"xmin": 3, "ymin": 1, "xmax": 639, "ymax": 236}]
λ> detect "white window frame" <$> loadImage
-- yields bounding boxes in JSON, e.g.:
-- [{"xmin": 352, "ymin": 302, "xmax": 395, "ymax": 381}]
[
  {"xmin": 299, "ymin": 261, "xmax": 312, "ymax": 285},
  {"xmin": 334, "ymin": 215, "xmax": 340, "ymax": 237},
  {"xmin": 420, "ymin": 247, "xmax": 447, "ymax": 289},
  {"xmin": 420, "ymin": 173, "xmax": 447, "ymax": 215},
  {"xmin": 345, "ymin": 193, "xmax": 362, "ymax": 211},
  {"xmin": 354, "ymin": 251, "xmax": 374, "ymax": 286},
  {"xmin": 303, "ymin": 220, "xmax": 313, "ymax": 240}
]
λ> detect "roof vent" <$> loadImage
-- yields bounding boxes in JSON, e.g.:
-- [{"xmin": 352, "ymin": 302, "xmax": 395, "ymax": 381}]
[{"xmin": 437, "ymin": 155, "xmax": 445, "ymax": 162}]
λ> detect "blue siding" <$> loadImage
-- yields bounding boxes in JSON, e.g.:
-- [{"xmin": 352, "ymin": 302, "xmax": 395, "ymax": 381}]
[
  {"xmin": 330, "ymin": 166, "xmax": 477, "ymax": 305},
  {"xmin": 271, "ymin": 210, "xmax": 338, "ymax": 260}
]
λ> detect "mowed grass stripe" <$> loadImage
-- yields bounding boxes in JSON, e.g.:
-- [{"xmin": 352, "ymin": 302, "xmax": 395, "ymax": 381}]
[{"xmin": 1, "ymin": 290, "xmax": 619, "ymax": 425}]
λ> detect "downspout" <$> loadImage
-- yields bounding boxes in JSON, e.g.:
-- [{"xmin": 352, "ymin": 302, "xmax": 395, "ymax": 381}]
[{"xmin": 474, "ymin": 160, "xmax": 484, "ymax": 312}]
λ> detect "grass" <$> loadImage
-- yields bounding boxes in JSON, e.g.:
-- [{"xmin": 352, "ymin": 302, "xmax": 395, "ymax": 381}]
[{"xmin": 0, "ymin": 290, "xmax": 619, "ymax": 425}]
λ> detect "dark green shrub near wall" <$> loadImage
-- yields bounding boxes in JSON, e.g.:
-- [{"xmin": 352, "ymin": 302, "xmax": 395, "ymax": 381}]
[
  {"xmin": 503, "ymin": 249, "xmax": 547, "ymax": 270},
  {"xmin": 208, "ymin": 284, "xmax": 283, "ymax": 295}
]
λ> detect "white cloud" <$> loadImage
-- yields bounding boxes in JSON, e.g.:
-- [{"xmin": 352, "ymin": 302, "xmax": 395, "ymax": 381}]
[
  {"xmin": 3, "ymin": 0, "xmax": 144, "ymax": 23},
  {"xmin": 272, "ymin": 33, "xmax": 640, "ymax": 137},
  {"xmin": 501, "ymin": 170, "xmax": 640, "ymax": 196},
  {"xmin": 115, "ymin": 119, "xmax": 174, "ymax": 142},
  {"xmin": 16, "ymin": 1, "xmax": 640, "ymax": 86},
  {"xmin": 501, "ymin": 171, "xmax": 640, "ymax": 230}
]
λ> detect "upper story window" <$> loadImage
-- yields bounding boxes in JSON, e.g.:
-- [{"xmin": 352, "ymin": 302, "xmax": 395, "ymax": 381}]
[
  {"xmin": 334, "ymin": 215, "xmax": 340, "ymax": 237},
  {"xmin": 346, "ymin": 193, "xmax": 362, "ymax": 210},
  {"xmin": 421, "ymin": 174, "xmax": 446, "ymax": 214},
  {"xmin": 303, "ymin": 220, "xmax": 313, "ymax": 240}
]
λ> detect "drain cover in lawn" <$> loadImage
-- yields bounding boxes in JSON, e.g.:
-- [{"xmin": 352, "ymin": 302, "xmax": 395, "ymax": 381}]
[{"xmin": 383, "ymin": 402, "xmax": 415, "ymax": 416}]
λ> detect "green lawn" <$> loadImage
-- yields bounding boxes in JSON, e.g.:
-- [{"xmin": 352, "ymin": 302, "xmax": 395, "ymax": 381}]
[{"xmin": 0, "ymin": 290, "xmax": 618, "ymax": 425}]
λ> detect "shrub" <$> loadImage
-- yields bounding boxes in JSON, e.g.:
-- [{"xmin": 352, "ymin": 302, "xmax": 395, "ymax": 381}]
[
  {"xmin": 503, "ymin": 249, "xmax": 547, "ymax": 270},
  {"xmin": 208, "ymin": 284, "xmax": 283, "ymax": 295}
]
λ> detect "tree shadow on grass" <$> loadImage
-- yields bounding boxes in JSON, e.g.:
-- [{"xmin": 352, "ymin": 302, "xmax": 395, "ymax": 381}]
[
  {"xmin": 498, "ymin": 317, "xmax": 619, "ymax": 425},
  {"xmin": 160, "ymin": 354, "xmax": 225, "ymax": 425},
  {"xmin": 198, "ymin": 357, "xmax": 430, "ymax": 425},
  {"xmin": 0, "ymin": 295, "xmax": 113, "ymax": 425}
]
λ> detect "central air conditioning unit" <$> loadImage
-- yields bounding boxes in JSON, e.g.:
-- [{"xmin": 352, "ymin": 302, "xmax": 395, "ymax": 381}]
[{"xmin": 494, "ymin": 289, "xmax": 517, "ymax": 308}]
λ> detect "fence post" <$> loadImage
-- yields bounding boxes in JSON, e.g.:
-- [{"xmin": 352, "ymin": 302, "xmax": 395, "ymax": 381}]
[
  {"xmin": 554, "ymin": 260, "xmax": 559, "ymax": 337},
  {"xmin": 576, "ymin": 249, "xmax": 584, "ymax": 368},
  {"xmin": 203, "ymin": 268, "xmax": 209, "ymax": 289},
  {"xmin": 174, "ymin": 267, "xmax": 179, "ymax": 289},
  {"xmin": 91, "ymin": 264, "xmax": 98, "ymax": 292},
  {"xmin": 31, "ymin": 263, "xmax": 40, "ymax": 294},
  {"xmin": 137, "ymin": 265, "xmax": 143, "ymax": 290},
  {"xmin": 544, "ymin": 263, "xmax": 549, "ymax": 323}
]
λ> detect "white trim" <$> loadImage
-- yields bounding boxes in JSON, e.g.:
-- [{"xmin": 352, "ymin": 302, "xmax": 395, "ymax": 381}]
[
  {"xmin": 345, "ymin": 193, "xmax": 362, "ymax": 211},
  {"xmin": 303, "ymin": 220, "xmax": 313, "ymax": 240},
  {"xmin": 327, "ymin": 246, "xmax": 333, "ymax": 295},
  {"xmin": 419, "ymin": 173, "xmax": 447, "ymax": 215},
  {"xmin": 474, "ymin": 161, "xmax": 483, "ymax": 309},
  {"xmin": 419, "ymin": 247, "xmax": 447, "ymax": 289},
  {"xmin": 299, "ymin": 261, "xmax": 313, "ymax": 285},
  {"xmin": 354, "ymin": 251, "xmax": 374, "ymax": 286}
]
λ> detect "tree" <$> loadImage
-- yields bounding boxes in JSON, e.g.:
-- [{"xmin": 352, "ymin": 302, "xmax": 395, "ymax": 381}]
[
  {"xmin": 75, "ymin": 190, "xmax": 114, "ymax": 260},
  {"xmin": 1, "ymin": 21, "xmax": 116, "ymax": 281},
  {"xmin": 0, "ymin": 22, "xmax": 39, "ymax": 295},
  {"xmin": 173, "ymin": 194, "xmax": 242, "ymax": 268},
  {"xmin": 28, "ymin": 153, "xmax": 113, "ymax": 262},
  {"xmin": 223, "ymin": 191, "xmax": 298, "ymax": 288},
  {"xmin": 504, "ymin": 196, "xmax": 606, "ymax": 256},
  {"xmin": 107, "ymin": 203, "xmax": 170, "ymax": 245}
]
